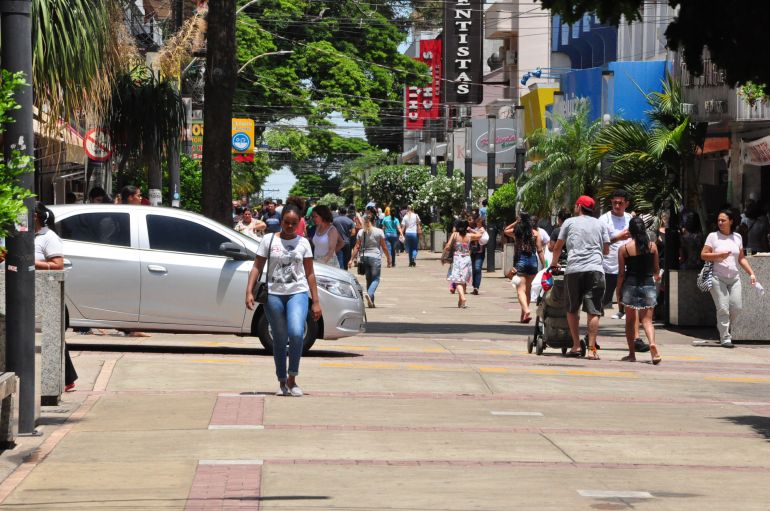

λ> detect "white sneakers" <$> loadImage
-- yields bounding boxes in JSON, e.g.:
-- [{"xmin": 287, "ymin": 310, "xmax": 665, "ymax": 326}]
[
  {"xmin": 276, "ymin": 382, "xmax": 304, "ymax": 396},
  {"xmin": 611, "ymin": 311, "xmax": 625, "ymax": 320}
]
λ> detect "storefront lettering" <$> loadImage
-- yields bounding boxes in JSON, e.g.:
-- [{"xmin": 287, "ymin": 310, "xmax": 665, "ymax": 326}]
[{"xmin": 444, "ymin": 0, "xmax": 482, "ymax": 104}]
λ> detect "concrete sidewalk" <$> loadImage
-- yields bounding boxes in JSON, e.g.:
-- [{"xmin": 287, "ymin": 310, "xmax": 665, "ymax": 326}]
[{"xmin": 1, "ymin": 251, "xmax": 769, "ymax": 510}]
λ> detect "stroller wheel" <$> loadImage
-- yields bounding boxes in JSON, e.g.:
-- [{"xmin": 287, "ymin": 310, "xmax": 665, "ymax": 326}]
[
  {"xmin": 561, "ymin": 347, "xmax": 568, "ymax": 355},
  {"xmin": 580, "ymin": 338, "xmax": 587, "ymax": 358},
  {"xmin": 535, "ymin": 336, "xmax": 545, "ymax": 356},
  {"xmin": 526, "ymin": 336, "xmax": 534, "ymax": 354}
]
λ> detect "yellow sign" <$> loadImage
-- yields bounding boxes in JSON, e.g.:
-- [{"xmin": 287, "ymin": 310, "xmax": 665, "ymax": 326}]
[
  {"xmin": 191, "ymin": 121, "xmax": 204, "ymax": 160},
  {"xmin": 231, "ymin": 118, "xmax": 255, "ymax": 154}
]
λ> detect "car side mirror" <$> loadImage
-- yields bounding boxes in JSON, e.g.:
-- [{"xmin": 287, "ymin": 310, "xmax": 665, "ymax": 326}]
[{"xmin": 219, "ymin": 242, "xmax": 251, "ymax": 260}]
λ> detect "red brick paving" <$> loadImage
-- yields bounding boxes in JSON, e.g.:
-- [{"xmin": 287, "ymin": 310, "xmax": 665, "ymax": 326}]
[
  {"xmin": 210, "ymin": 396, "xmax": 264, "ymax": 427},
  {"xmin": 185, "ymin": 463, "xmax": 262, "ymax": 511}
]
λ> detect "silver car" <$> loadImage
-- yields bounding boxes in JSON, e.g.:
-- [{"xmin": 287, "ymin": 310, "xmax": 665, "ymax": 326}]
[{"xmin": 49, "ymin": 205, "xmax": 366, "ymax": 352}]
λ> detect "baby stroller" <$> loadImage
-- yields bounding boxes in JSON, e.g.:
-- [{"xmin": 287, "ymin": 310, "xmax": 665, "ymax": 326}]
[{"xmin": 526, "ymin": 268, "xmax": 587, "ymax": 356}]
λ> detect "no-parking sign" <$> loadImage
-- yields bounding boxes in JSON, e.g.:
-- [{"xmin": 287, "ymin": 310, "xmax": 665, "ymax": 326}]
[{"xmin": 83, "ymin": 128, "xmax": 112, "ymax": 161}]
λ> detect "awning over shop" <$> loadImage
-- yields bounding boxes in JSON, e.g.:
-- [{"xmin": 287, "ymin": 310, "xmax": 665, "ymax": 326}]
[{"xmin": 697, "ymin": 136, "xmax": 731, "ymax": 156}]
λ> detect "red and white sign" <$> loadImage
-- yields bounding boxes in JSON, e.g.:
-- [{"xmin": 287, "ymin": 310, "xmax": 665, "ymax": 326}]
[
  {"xmin": 743, "ymin": 134, "xmax": 770, "ymax": 166},
  {"xmin": 405, "ymin": 39, "xmax": 442, "ymax": 130},
  {"xmin": 83, "ymin": 128, "xmax": 112, "ymax": 162}
]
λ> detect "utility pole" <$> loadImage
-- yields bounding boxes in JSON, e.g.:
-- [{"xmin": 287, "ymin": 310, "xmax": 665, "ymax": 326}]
[
  {"xmin": 486, "ymin": 115, "xmax": 497, "ymax": 272},
  {"xmin": 169, "ymin": 0, "xmax": 184, "ymax": 207},
  {"xmin": 1, "ymin": 0, "xmax": 37, "ymax": 435}
]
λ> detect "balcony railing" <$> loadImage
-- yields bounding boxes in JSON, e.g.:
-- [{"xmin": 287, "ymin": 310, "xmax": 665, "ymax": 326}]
[{"xmin": 736, "ymin": 97, "xmax": 770, "ymax": 121}]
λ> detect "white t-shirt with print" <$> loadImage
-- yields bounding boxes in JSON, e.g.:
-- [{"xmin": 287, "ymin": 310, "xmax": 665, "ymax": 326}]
[
  {"xmin": 705, "ymin": 231, "xmax": 743, "ymax": 279},
  {"xmin": 256, "ymin": 233, "xmax": 313, "ymax": 295},
  {"xmin": 599, "ymin": 211, "xmax": 631, "ymax": 274},
  {"xmin": 402, "ymin": 212, "xmax": 421, "ymax": 234}
]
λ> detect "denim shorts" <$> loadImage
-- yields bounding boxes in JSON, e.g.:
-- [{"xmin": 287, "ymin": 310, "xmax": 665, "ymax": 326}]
[
  {"xmin": 514, "ymin": 252, "xmax": 539, "ymax": 276},
  {"xmin": 620, "ymin": 275, "xmax": 657, "ymax": 310}
]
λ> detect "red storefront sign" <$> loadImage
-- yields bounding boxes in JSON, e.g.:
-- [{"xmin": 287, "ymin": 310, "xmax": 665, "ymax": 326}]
[{"xmin": 405, "ymin": 39, "xmax": 442, "ymax": 130}]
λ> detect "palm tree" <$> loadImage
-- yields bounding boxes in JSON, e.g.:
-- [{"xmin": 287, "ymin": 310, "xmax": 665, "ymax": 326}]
[
  {"xmin": 31, "ymin": 0, "xmax": 132, "ymax": 126},
  {"xmin": 519, "ymin": 102, "xmax": 602, "ymax": 217},
  {"xmin": 590, "ymin": 75, "xmax": 706, "ymax": 215},
  {"xmin": 107, "ymin": 66, "xmax": 186, "ymax": 190}
]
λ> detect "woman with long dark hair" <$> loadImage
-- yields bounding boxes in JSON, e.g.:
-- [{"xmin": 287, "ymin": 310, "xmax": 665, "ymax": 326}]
[
  {"xmin": 444, "ymin": 218, "xmax": 480, "ymax": 308},
  {"xmin": 617, "ymin": 216, "xmax": 662, "ymax": 363},
  {"xmin": 701, "ymin": 209, "xmax": 757, "ymax": 348},
  {"xmin": 504, "ymin": 213, "xmax": 545, "ymax": 322},
  {"xmin": 311, "ymin": 205, "xmax": 345, "ymax": 268},
  {"xmin": 34, "ymin": 202, "xmax": 78, "ymax": 390},
  {"xmin": 246, "ymin": 205, "xmax": 322, "ymax": 396}
]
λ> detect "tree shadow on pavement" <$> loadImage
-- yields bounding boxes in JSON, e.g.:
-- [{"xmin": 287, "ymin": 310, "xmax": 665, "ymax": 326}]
[{"xmin": 721, "ymin": 415, "xmax": 770, "ymax": 441}]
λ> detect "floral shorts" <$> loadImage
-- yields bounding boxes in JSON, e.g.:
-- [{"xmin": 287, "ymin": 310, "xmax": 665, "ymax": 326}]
[{"xmin": 621, "ymin": 275, "xmax": 658, "ymax": 310}]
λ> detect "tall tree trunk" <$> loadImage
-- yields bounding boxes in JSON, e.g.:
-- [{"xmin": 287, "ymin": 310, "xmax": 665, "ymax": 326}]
[{"xmin": 202, "ymin": 0, "xmax": 235, "ymax": 225}]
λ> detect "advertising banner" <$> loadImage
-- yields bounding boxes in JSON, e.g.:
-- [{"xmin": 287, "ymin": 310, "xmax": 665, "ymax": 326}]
[
  {"xmin": 471, "ymin": 119, "xmax": 519, "ymax": 164},
  {"xmin": 743, "ymin": 135, "xmax": 770, "ymax": 166},
  {"xmin": 405, "ymin": 39, "xmax": 442, "ymax": 130},
  {"xmin": 443, "ymin": 0, "xmax": 483, "ymax": 104}
]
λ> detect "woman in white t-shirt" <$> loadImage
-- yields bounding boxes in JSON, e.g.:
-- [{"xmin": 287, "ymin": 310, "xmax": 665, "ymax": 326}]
[
  {"xmin": 401, "ymin": 205, "xmax": 421, "ymax": 267},
  {"xmin": 246, "ymin": 205, "xmax": 322, "ymax": 396},
  {"xmin": 701, "ymin": 209, "xmax": 757, "ymax": 348}
]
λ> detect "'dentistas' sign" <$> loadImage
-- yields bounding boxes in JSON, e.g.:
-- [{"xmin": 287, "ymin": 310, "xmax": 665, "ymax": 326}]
[
  {"xmin": 443, "ymin": 0, "xmax": 483, "ymax": 104},
  {"xmin": 405, "ymin": 39, "xmax": 442, "ymax": 130}
]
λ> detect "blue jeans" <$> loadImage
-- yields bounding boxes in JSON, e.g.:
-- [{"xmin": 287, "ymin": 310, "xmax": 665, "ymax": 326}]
[
  {"xmin": 385, "ymin": 234, "xmax": 399, "ymax": 266},
  {"xmin": 405, "ymin": 233, "xmax": 419, "ymax": 264},
  {"xmin": 265, "ymin": 292, "xmax": 309, "ymax": 380},
  {"xmin": 363, "ymin": 256, "xmax": 382, "ymax": 302},
  {"xmin": 471, "ymin": 251, "xmax": 485, "ymax": 289}
]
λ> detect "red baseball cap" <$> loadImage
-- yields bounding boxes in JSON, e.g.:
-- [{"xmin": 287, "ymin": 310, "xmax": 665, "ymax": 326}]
[{"xmin": 575, "ymin": 195, "xmax": 595, "ymax": 211}]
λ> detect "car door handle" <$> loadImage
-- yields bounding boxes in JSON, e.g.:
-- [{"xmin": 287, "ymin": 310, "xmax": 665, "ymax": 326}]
[
  {"xmin": 147, "ymin": 265, "xmax": 168, "ymax": 273},
  {"xmin": 63, "ymin": 259, "xmax": 72, "ymax": 268}
]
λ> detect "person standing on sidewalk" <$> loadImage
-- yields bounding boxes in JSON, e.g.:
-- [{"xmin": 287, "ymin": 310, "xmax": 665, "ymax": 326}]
[
  {"xmin": 381, "ymin": 207, "xmax": 402, "ymax": 267},
  {"xmin": 617, "ymin": 216, "xmax": 662, "ymax": 364},
  {"xmin": 34, "ymin": 202, "xmax": 78, "ymax": 391},
  {"xmin": 349, "ymin": 213, "xmax": 391, "ymax": 307},
  {"xmin": 261, "ymin": 199, "xmax": 282, "ymax": 234},
  {"xmin": 701, "ymin": 209, "xmax": 758, "ymax": 348},
  {"xmin": 402, "ymin": 205, "xmax": 422, "ymax": 267},
  {"xmin": 332, "ymin": 206, "xmax": 356, "ymax": 269},
  {"xmin": 599, "ymin": 190, "xmax": 632, "ymax": 320},
  {"xmin": 550, "ymin": 196, "xmax": 610, "ymax": 360},
  {"xmin": 246, "ymin": 205, "xmax": 322, "ymax": 396},
  {"xmin": 234, "ymin": 207, "xmax": 266, "ymax": 240}
]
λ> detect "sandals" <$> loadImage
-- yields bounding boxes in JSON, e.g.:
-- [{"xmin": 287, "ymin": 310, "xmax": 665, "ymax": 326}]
[
  {"xmin": 586, "ymin": 347, "xmax": 600, "ymax": 360},
  {"xmin": 650, "ymin": 345, "xmax": 662, "ymax": 365},
  {"xmin": 620, "ymin": 355, "xmax": 636, "ymax": 362},
  {"xmin": 521, "ymin": 313, "xmax": 532, "ymax": 324}
]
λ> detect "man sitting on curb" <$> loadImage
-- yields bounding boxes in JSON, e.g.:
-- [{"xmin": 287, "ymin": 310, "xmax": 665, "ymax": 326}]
[{"xmin": 550, "ymin": 196, "xmax": 610, "ymax": 360}]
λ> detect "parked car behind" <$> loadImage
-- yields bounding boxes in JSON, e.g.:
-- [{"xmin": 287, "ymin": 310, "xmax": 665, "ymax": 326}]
[{"xmin": 49, "ymin": 205, "xmax": 366, "ymax": 353}]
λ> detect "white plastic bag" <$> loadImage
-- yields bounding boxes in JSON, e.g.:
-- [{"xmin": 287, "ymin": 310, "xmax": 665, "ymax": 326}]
[{"xmin": 530, "ymin": 268, "xmax": 546, "ymax": 301}]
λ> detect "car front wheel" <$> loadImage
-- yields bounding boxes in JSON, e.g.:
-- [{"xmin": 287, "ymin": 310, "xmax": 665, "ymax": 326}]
[{"xmin": 255, "ymin": 310, "xmax": 318, "ymax": 355}]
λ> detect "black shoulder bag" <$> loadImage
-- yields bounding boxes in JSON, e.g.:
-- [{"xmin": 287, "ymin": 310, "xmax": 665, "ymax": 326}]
[
  {"xmin": 252, "ymin": 234, "xmax": 275, "ymax": 303},
  {"xmin": 357, "ymin": 232, "xmax": 367, "ymax": 275}
]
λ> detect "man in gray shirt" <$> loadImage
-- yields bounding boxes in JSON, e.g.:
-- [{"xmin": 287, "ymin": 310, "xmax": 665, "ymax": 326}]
[{"xmin": 550, "ymin": 195, "xmax": 610, "ymax": 360}]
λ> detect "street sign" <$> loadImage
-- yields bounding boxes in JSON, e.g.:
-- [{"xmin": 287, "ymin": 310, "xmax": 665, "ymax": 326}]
[
  {"xmin": 231, "ymin": 118, "xmax": 255, "ymax": 153},
  {"xmin": 83, "ymin": 128, "xmax": 112, "ymax": 161}
]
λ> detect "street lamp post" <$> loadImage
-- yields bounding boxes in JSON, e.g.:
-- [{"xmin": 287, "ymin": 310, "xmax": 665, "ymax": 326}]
[
  {"xmin": 430, "ymin": 137, "xmax": 437, "ymax": 176},
  {"xmin": 486, "ymin": 115, "xmax": 496, "ymax": 272},
  {"xmin": 464, "ymin": 124, "xmax": 473, "ymax": 212},
  {"xmin": 1, "ymin": 0, "xmax": 37, "ymax": 435},
  {"xmin": 446, "ymin": 131, "xmax": 454, "ymax": 178}
]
